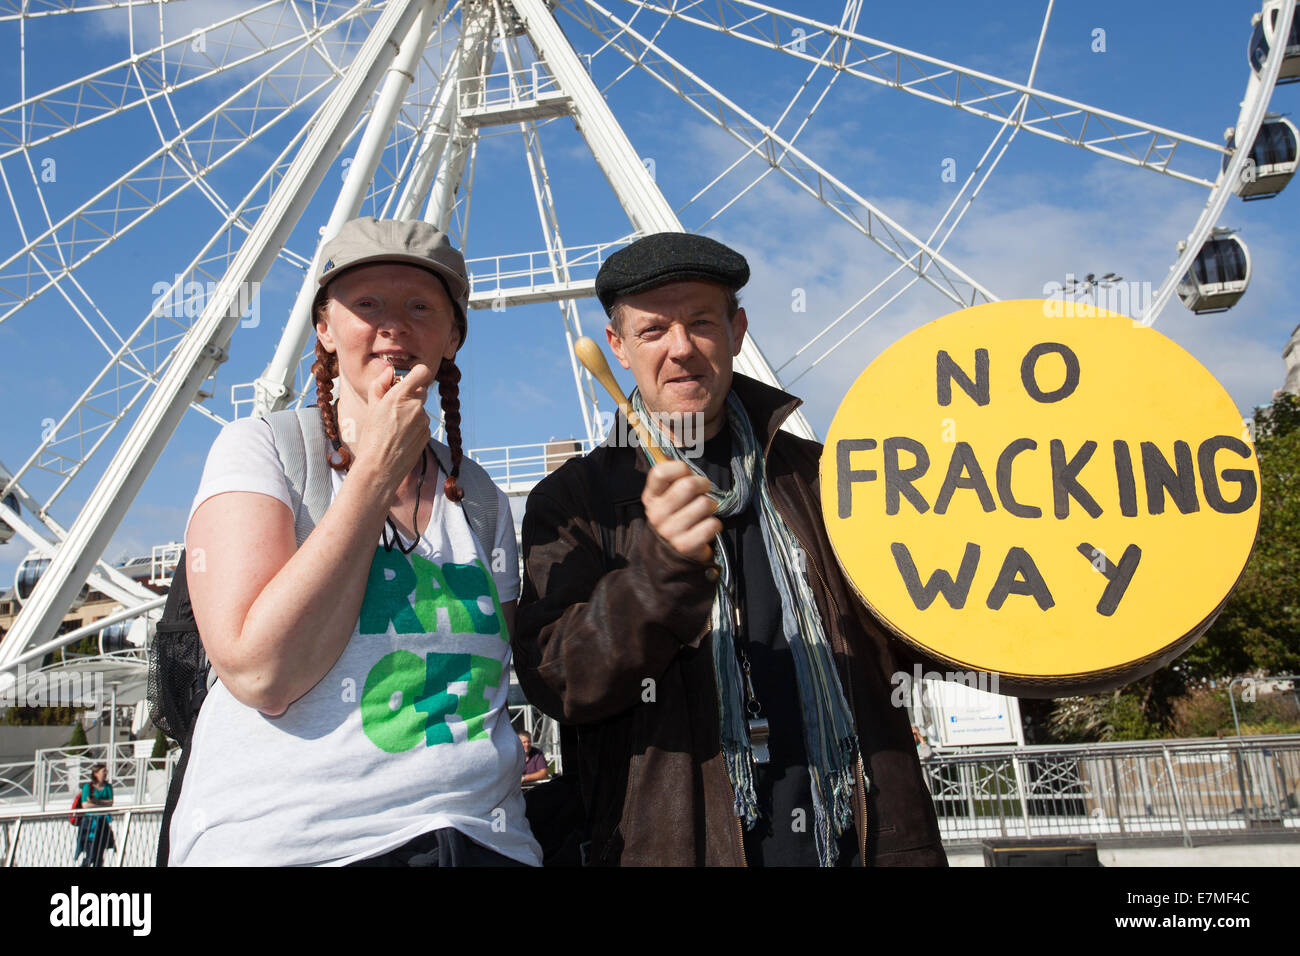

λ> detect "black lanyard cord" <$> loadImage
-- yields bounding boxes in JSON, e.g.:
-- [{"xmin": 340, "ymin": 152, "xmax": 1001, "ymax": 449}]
[{"xmin": 381, "ymin": 448, "xmax": 428, "ymax": 555}]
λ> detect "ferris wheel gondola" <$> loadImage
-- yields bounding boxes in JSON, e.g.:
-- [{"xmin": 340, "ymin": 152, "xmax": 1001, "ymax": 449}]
[
  {"xmin": 0, "ymin": 492, "xmax": 17, "ymax": 546},
  {"xmin": 14, "ymin": 552, "xmax": 89, "ymax": 610},
  {"xmin": 99, "ymin": 617, "xmax": 147, "ymax": 656},
  {"xmin": 1226, "ymin": 116, "xmax": 1299, "ymax": 198},
  {"xmin": 1249, "ymin": 1, "xmax": 1300, "ymax": 83},
  {"xmin": 1176, "ymin": 230, "xmax": 1252, "ymax": 314}
]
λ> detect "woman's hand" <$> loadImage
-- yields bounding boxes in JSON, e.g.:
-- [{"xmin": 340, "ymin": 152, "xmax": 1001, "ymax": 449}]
[{"xmin": 347, "ymin": 362, "xmax": 435, "ymax": 497}]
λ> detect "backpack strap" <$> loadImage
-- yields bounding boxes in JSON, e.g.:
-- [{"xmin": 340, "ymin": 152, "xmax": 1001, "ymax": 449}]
[
  {"xmin": 427, "ymin": 438, "xmax": 501, "ymax": 561},
  {"xmin": 266, "ymin": 408, "xmax": 501, "ymax": 560},
  {"xmin": 263, "ymin": 407, "xmax": 333, "ymax": 547}
]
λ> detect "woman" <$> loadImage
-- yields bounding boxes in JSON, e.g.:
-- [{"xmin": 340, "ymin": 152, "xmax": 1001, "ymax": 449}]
[
  {"xmin": 75, "ymin": 763, "xmax": 114, "ymax": 867},
  {"xmin": 168, "ymin": 218, "xmax": 540, "ymax": 866}
]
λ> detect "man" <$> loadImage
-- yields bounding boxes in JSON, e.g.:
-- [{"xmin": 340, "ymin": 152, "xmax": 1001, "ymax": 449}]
[
  {"xmin": 519, "ymin": 731, "xmax": 550, "ymax": 784},
  {"xmin": 513, "ymin": 233, "xmax": 945, "ymax": 866}
]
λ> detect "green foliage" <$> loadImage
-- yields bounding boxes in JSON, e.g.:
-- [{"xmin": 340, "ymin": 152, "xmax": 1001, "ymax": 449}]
[
  {"xmin": 1170, "ymin": 684, "xmax": 1300, "ymax": 737},
  {"xmin": 1169, "ymin": 686, "xmax": 1233, "ymax": 738},
  {"xmin": 149, "ymin": 728, "xmax": 171, "ymax": 768},
  {"xmin": 1181, "ymin": 393, "xmax": 1300, "ymax": 680},
  {"xmin": 1048, "ymin": 688, "xmax": 1164, "ymax": 743},
  {"xmin": 67, "ymin": 721, "xmax": 87, "ymax": 747},
  {"xmin": 1, "ymin": 705, "xmax": 80, "ymax": 726}
]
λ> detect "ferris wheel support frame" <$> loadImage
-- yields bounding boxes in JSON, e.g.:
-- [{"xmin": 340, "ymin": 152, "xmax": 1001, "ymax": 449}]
[
  {"xmin": 1138, "ymin": 0, "xmax": 1295, "ymax": 328},
  {"xmin": 0, "ymin": 0, "xmax": 431, "ymax": 660},
  {"xmin": 423, "ymin": 8, "xmax": 497, "ymax": 232},
  {"xmin": 572, "ymin": 0, "xmax": 997, "ymax": 314},
  {"xmin": 394, "ymin": 5, "xmax": 497, "ymax": 221},
  {"xmin": 515, "ymin": 0, "xmax": 818, "ymax": 441},
  {"xmin": 253, "ymin": 0, "xmax": 447, "ymax": 416}
]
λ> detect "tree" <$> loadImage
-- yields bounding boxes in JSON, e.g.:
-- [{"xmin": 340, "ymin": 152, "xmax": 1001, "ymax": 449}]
[{"xmin": 1180, "ymin": 392, "xmax": 1300, "ymax": 680}]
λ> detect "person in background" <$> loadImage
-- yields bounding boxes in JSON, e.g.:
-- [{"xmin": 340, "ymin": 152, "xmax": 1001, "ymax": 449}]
[
  {"xmin": 912, "ymin": 726, "xmax": 934, "ymax": 761},
  {"xmin": 76, "ymin": 763, "xmax": 115, "ymax": 867},
  {"xmin": 519, "ymin": 731, "xmax": 550, "ymax": 784}
]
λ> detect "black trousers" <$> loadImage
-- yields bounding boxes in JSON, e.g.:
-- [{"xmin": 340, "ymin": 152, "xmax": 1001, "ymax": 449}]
[{"xmin": 346, "ymin": 828, "xmax": 529, "ymax": 867}]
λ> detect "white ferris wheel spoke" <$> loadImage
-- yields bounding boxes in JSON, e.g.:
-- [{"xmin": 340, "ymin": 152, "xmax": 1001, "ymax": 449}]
[
  {"xmin": 0, "ymin": 0, "xmax": 174, "ymax": 21},
  {"xmin": 782, "ymin": 1, "xmax": 1057, "ymax": 379},
  {"xmin": 1, "ymin": 1, "xmax": 369, "ymax": 159},
  {"xmin": 615, "ymin": 0, "xmax": 1228, "ymax": 188},
  {"xmin": 0, "ymin": 16, "xmax": 359, "ymax": 324},
  {"xmin": 682, "ymin": 0, "xmax": 862, "ymax": 229},
  {"xmin": 3, "ymin": 97, "xmax": 359, "ymax": 517},
  {"xmin": 570, "ymin": 0, "xmax": 997, "ymax": 310}
]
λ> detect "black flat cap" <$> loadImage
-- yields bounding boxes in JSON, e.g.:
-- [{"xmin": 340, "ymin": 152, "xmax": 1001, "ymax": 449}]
[{"xmin": 595, "ymin": 232, "xmax": 749, "ymax": 315}]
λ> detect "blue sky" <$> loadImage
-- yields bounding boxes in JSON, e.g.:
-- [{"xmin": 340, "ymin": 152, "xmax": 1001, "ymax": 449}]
[{"xmin": 1, "ymin": 0, "xmax": 1296, "ymax": 594}]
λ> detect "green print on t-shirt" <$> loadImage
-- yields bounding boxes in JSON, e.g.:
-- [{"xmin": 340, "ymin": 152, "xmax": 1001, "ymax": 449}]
[
  {"xmin": 362, "ymin": 650, "xmax": 503, "ymax": 753},
  {"xmin": 359, "ymin": 547, "xmax": 503, "ymax": 638}
]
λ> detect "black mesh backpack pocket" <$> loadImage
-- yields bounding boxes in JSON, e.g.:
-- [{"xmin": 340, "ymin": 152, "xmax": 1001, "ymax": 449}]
[{"xmin": 146, "ymin": 553, "xmax": 210, "ymax": 743}]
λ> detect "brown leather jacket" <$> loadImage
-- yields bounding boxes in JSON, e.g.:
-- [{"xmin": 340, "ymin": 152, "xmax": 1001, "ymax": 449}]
[{"xmin": 514, "ymin": 374, "xmax": 947, "ymax": 866}]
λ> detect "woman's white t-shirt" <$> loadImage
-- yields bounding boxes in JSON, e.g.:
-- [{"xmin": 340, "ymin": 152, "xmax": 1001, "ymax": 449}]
[{"xmin": 168, "ymin": 416, "xmax": 540, "ymax": 866}]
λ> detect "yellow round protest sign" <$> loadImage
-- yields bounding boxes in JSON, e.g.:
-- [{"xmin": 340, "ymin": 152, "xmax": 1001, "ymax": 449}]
[{"xmin": 820, "ymin": 299, "xmax": 1261, "ymax": 696}]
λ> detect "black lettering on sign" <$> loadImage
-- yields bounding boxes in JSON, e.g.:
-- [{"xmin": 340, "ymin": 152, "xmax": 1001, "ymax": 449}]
[
  {"xmin": 936, "ymin": 348, "xmax": 989, "ymax": 406},
  {"xmin": 1050, "ymin": 439, "xmax": 1103, "ymax": 518},
  {"xmin": 1076, "ymin": 542, "xmax": 1142, "ymax": 616},
  {"xmin": 1141, "ymin": 441, "xmax": 1199, "ymax": 515},
  {"xmin": 835, "ymin": 438, "xmax": 877, "ymax": 519},
  {"xmin": 890, "ymin": 542, "xmax": 980, "ymax": 610},
  {"xmin": 985, "ymin": 547, "xmax": 1055, "ymax": 611},
  {"xmin": 995, "ymin": 438, "xmax": 1042, "ymax": 518},
  {"xmin": 1113, "ymin": 440, "xmax": 1139, "ymax": 517},
  {"xmin": 1020, "ymin": 342, "xmax": 1080, "ymax": 403},
  {"xmin": 1197, "ymin": 435, "xmax": 1258, "ymax": 514},
  {"xmin": 883, "ymin": 437, "xmax": 930, "ymax": 515},
  {"xmin": 934, "ymin": 442, "xmax": 997, "ymax": 514}
]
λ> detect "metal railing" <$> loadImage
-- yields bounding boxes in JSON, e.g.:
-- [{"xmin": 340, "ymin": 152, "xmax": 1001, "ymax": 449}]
[
  {"xmin": 465, "ymin": 238, "xmax": 632, "ymax": 296},
  {"xmin": 467, "ymin": 438, "xmax": 598, "ymax": 493},
  {"xmin": 1, "ymin": 805, "xmax": 164, "ymax": 867},
  {"xmin": 9, "ymin": 742, "xmax": 180, "ymax": 812},
  {"xmin": 924, "ymin": 735, "xmax": 1300, "ymax": 847},
  {"xmin": 0, "ymin": 760, "xmax": 36, "ymax": 805},
  {"xmin": 2, "ymin": 735, "xmax": 1296, "ymax": 864},
  {"xmin": 457, "ymin": 61, "xmax": 565, "ymax": 113}
]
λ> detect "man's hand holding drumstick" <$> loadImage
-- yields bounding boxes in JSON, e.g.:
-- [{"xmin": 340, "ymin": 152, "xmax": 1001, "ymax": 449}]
[{"xmin": 574, "ymin": 336, "xmax": 720, "ymax": 566}]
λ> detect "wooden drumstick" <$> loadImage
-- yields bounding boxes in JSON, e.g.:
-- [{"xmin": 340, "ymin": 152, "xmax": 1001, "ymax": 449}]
[
  {"xmin": 574, "ymin": 336, "xmax": 715, "ymax": 565},
  {"xmin": 574, "ymin": 336, "xmax": 670, "ymax": 464}
]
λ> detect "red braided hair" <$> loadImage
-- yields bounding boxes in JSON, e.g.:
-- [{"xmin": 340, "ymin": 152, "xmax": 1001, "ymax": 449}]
[
  {"xmin": 312, "ymin": 337, "xmax": 353, "ymax": 472},
  {"xmin": 436, "ymin": 356, "xmax": 465, "ymax": 503}
]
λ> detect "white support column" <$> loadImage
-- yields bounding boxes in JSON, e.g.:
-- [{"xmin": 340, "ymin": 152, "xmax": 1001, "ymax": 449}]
[
  {"xmin": 424, "ymin": 11, "xmax": 497, "ymax": 230},
  {"xmin": 511, "ymin": 0, "xmax": 673, "ymax": 233},
  {"xmin": 512, "ymin": 0, "xmax": 817, "ymax": 440},
  {"xmin": 0, "ymin": 0, "xmax": 429, "ymax": 658},
  {"xmin": 253, "ymin": 0, "xmax": 446, "ymax": 416},
  {"xmin": 393, "ymin": 5, "xmax": 496, "ymax": 219},
  {"xmin": 412, "ymin": 3, "xmax": 496, "ymax": 225}
]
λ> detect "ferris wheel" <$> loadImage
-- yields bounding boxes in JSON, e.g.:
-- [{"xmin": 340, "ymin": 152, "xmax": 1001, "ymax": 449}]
[{"xmin": 0, "ymin": 0, "xmax": 1296, "ymax": 679}]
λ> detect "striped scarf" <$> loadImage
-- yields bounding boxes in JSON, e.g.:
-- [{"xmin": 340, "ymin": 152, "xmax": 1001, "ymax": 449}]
[{"xmin": 629, "ymin": 389, "xmax": 861, "ymax": 866}]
